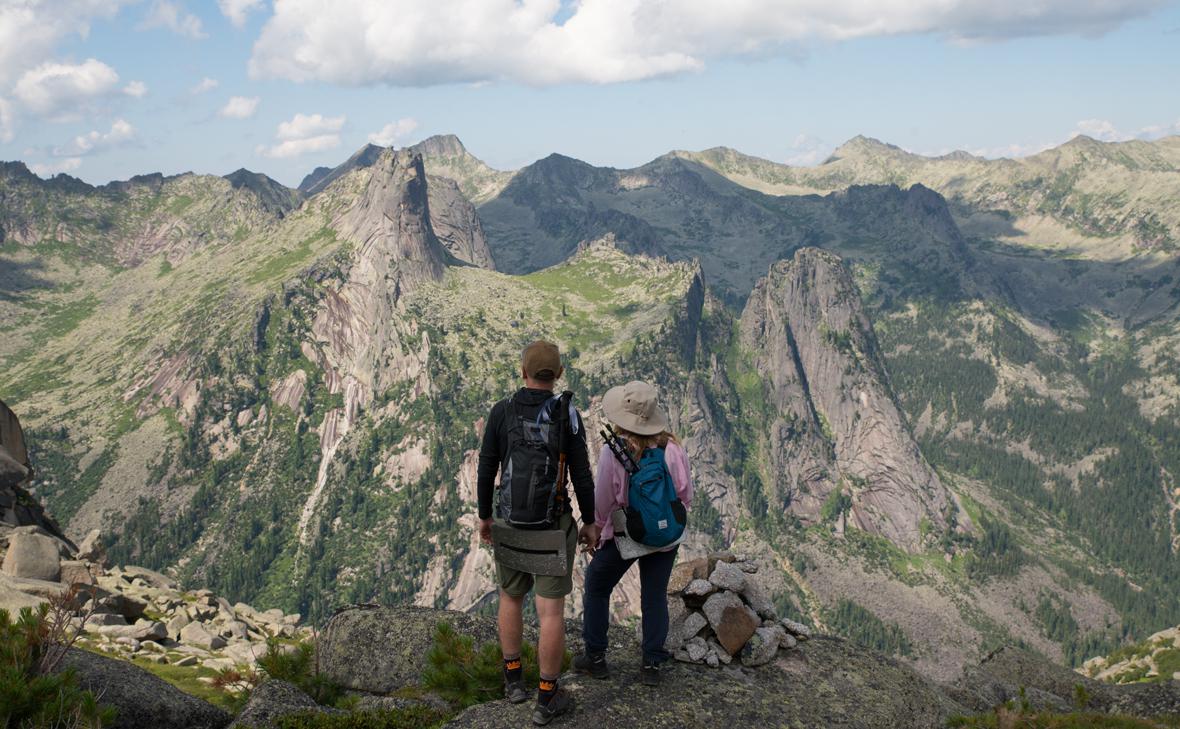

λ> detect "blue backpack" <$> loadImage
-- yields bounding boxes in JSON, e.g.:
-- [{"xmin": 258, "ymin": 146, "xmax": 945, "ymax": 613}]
[{"xmin": 624, "ymin": 447, "xmax": 687, "ymax": 547}]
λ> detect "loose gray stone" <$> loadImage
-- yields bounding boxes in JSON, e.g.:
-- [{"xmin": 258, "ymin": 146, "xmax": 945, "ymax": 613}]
[
  {"xmin": 685, "ymin": 637, "xmax": 709, "ymax": 663},
  {"xmin": 782, "ymin": 618, "xmax": 812, "ymax": 640},
  {"xmin": 684, "ymin": 579, "xmax": 716, "ymax": 598},
  {"xmin": 740, "ymin": 579, "xmax": 777, "ymax": 621},
  {"xmin": 96, "ymin": 620, "xmax": 167, "ymax": 642},
  {"xmin": 702, "ymin": 591, "xmax": 744, "ymax": 633},
  {"xmin": 181, "ymin": 621, "xmax": 227, "ymax": 650},
  {"xmin": 708, "ymin": 562, "xmax": 746, "ymax": 593},
  {"xmin": 680, "ymin": 611, "xmax": 708, "ymax": 643}
]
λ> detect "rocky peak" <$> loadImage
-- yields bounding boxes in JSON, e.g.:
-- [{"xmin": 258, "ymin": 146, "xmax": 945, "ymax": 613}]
[
  {"xmin": 825, "ymin": 135, "xmax": 911, "ymax": 163},
  {"xmin": 739, "ymin": 247, "xmax": 965, "ymax": 550},
  {"xmin": 223, "ymin": 169, "xmax": 302, "ymax": 216},
  {"xmin": 299, "ymin": 143, "xmax": 385, "ymax": 196},
  {"xmin": 333, "ymin": 149, "xmax": 449, "ymax": 289},
  {"xmin": 407, "ymin": 133, "xmax": 468, "ymax": 158}
]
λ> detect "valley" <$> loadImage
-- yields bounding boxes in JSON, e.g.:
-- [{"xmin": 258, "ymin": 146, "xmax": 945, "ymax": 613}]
[{"xmin": 2, "ymin": 132, "xmax": 1179, "ymax": 682}]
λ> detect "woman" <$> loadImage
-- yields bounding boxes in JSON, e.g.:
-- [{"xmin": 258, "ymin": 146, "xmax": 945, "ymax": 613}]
[{"xmin": 574, "ymin": 380, "xmax": 693, "ymax": 687}]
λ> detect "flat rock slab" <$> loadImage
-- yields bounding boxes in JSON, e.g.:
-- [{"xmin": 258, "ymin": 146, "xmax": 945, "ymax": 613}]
[
  {"xmin": 449, "ymin": 636, "xmax": 964, "ymax": 729},
  {"xmin": 320, "ymin": 605, "xmax": 535, "ymax": 695},
  {"xmin": 59, "ymin": 648, "xmax": 230, "ymax": 729}
]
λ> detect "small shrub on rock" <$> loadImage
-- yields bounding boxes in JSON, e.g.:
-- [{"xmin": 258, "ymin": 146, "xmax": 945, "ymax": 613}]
[
  {"xmin": 0, "ymin": 606, "xmax": 117, "ymax": 729},
  {"xmin": 421, "ymin": 621, "xmax": 569, "ymax": 709}
]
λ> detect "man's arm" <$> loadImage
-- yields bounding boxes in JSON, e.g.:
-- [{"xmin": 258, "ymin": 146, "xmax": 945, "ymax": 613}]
[
  {"xmin": 476, "ymin": 402, "xmax": 503, "ymax": 521},
  {"xmin": 566, "ymin": 412, "xmax": 596, "ymax": 525}
]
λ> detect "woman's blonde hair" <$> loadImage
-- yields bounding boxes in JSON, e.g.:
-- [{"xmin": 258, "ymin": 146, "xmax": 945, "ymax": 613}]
[{"xmin": 613, "ymin": 426, "xmax": 678, "ymax": 461}]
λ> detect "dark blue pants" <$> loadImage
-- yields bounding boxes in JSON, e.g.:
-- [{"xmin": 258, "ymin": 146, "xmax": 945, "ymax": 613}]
[{"xmin": 582, "ymin": 539, "xmax": 679, "ymax": 664}]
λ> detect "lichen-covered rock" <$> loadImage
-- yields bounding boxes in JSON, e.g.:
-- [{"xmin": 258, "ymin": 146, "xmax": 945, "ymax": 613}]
[
  {"xmin": 320, "ymin": 605, "xmax": 521, "ymax": 695},
  {"xmin": 227, "ymin": 680, "xmax": 338, "ymax": 729},
  {"xmin": 59, "ymin": 648, "xmax": 230, "ymax": 729},
  {"xmin": 741, "ymin": 626, "xmax": 781, "ymax": 667},
  {"xmin": 679, "ymin": 611, "xmax": 708, "ymax": 644}
]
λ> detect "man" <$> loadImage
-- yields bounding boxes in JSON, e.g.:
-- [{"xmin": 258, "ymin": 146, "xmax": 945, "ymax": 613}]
[{"xmin": 477, "ymin": 341, "xmax": 600, "ymax": 726}]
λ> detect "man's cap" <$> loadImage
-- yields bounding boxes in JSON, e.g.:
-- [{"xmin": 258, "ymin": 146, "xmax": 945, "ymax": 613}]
[
  {"xmin": 522, "ymin": 340, "xmax": 562, "ymax": 380},
  {"xmin": 602, "ymin": 380, "xmax": 669, "ymax": 436}
]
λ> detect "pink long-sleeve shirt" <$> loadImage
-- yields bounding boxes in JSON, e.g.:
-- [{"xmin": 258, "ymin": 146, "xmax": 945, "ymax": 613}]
[{"xmin": 595, "ymin": 441, "xmax": 693, "ymax": 548}]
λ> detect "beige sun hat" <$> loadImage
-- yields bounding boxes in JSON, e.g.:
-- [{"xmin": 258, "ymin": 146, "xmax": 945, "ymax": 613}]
[{"xmin": 602, "ymin": 380, "xmax": 669, "ymax": 436}]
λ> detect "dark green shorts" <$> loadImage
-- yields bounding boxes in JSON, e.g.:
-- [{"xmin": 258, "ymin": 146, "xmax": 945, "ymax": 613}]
[{"xmin": 496, "ymin": 512, "xmax": 577, "ymax": 599}]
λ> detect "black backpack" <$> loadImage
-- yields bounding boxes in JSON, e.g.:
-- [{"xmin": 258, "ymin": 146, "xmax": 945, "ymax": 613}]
[{"xmin": 496, "ymin": 393, "xmax": 573, "ymax": 529}]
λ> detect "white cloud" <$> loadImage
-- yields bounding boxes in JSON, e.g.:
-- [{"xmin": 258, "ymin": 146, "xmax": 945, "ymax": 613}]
[
  {"xmin": 52, "ymin": 118, "xmax": 136, "ymax": 157},
  {"xmin": 12, "ymin": 58, "xmax": 120, "ymax": 118},
  {"xmin": 1137, "ymin": 118, "xmax": 1180, "ymax": 139},
  {"xmin": 191, "ymin": 77, "xmax": 219, "ymax": 94},
  {"xmin": 0, "ymin": 0, "xmax": 130, "ymax": 88},
  {"xmin": 0, "ymin": 96, "xmax": 13, "ymax": 143},
  {"xmin": 249, "ymin": 0, "xmax": 1164, "ymax": 86},
  {"xmin": 218, "ymin": 95, "xmax": 260, "ymax": 119},
  {"xmin": 217, "ymin": 0, "xmax": 265, "ymax": 27},
  {"xmin": 30, "ymin": 157, "xmax": 83, "ymax": 177},
  {"xmin": 1072, "ymin": 118, "xmax": 1132, "ymax": 142},
  {"xmin": 123, "ymin": 80, "xmax": 148, "ymax": 98},
  {"xmin": 784, "ymin": 133, "xmax": 833, "ymax": 166},
  {"xmin": 258, "ymin": 112, "xmax": 346, "ymax": 158},
  {"xmin": 139, "ymin": 1, "xmax": 206, "ymax": 39},
  {"xmin": 367, "ymin": 118, "xmax": 419, "ymax": 146}
]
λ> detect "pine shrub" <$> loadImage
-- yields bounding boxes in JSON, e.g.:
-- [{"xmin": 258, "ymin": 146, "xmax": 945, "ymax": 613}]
[{"xmin": 0, "ymin": 606, "xmax": 117, "ymax": 729}]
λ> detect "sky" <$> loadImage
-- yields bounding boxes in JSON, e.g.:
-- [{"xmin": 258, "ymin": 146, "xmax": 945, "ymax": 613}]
[{"xmin": 1, "ymin": 0, "xmax": 1178, "ymax": 188}]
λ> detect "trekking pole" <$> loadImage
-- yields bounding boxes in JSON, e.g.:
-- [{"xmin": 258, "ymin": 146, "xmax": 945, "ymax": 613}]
[{"xmin": 555, "ymin": 390, "xmax": 573, "ymax": 489}]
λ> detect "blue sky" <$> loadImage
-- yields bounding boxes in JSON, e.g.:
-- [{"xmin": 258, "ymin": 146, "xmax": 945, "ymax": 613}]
[{"xmin": 1, "ymin": 0, "xmax": 1178, "ymax": 187}]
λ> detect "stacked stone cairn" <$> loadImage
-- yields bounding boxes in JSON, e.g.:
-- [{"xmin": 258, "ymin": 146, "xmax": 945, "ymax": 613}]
[
  {"xmin": 1, "ymin": 525, "xmax": 310, "ymax": 678},
  {"xmin": 666, "ymin": 552, "xmax": 812, "ymax": 668}
]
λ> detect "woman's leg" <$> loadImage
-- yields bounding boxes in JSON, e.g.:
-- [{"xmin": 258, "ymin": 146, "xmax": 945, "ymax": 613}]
[
  {"xmin": 581, "ymin": 539, "xmax": 632, "ymax": 655},
  {"xmin": 637, "ymin": 546, "xmax": 680, "ymax": 664}
]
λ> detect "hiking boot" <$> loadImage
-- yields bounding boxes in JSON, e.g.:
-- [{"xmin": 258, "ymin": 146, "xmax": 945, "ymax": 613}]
[
  {"xmin": 532, "ymin": 687, "xmax": 573, "ymax": 726},
  {"xmin": 572, "ymin": 651, "xmax": 610, "ymax": 679},
  {"xmin": 504, "ymin": 677, "xmax": 529, "ymax": 704},
  {"xmin": 640, "ymin": 661, "xmax": 662, "ymax": 687}
]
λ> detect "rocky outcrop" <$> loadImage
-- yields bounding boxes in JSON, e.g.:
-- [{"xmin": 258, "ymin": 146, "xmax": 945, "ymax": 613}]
[
  {"xmin": 59, "ymin": 647, "xmax": 231, "ymax": 729},
  {"xmin": 451, "ymin": 632, "xmax": 962, "ymax": 729},
  {"xmin": 1, "ymin": 401, "xmax": 77, "ymax": 552},
  {"xmin": 739, "ymin": 248, "xmax": 965, "ymax": 550}
]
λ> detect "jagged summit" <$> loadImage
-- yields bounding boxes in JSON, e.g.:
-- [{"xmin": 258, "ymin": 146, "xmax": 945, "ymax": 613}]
[
  {"xmin": 298, "ymin": 143, "xmax": 384, "ymax": 196},
  {"xmin": 223, "ymin": 168, "xmax": 302, "ymax": 216},
  {"xmin": 406, "ymin": 133, "xmax": 468, "ymax": 158}
]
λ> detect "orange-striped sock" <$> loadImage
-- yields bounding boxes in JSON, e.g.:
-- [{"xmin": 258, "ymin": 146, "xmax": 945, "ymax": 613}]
[{"xmin": 503, "ymin": 656, "xmax": 522, "ymax": 683}]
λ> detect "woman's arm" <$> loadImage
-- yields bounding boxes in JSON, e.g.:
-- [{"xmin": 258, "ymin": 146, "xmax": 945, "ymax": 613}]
[
  {"xmin": 594, "ymin": 451, "xmax": 624, "ymax": 529},
  {"xmin": 666, "ymin": 442, "xmax": 693, "ymax": 509}
]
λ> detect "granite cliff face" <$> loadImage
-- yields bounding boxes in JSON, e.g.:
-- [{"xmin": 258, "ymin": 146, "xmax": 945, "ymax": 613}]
[{"xmin": 739, "ymin": 248, "xmax": 962, "ymax": 550}]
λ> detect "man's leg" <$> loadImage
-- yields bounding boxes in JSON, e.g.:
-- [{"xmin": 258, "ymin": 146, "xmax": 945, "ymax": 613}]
[
  {"xmin": 499, "ymin": 589, "xmax": 525, "ymax": 659},
  {"xmin": 535, "ymin": 595, "xmax": 565, "ymax": 677}
]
